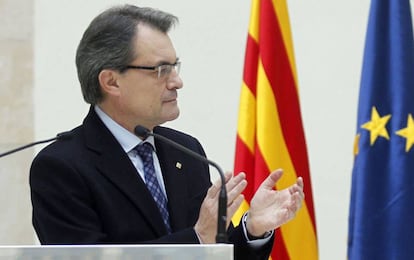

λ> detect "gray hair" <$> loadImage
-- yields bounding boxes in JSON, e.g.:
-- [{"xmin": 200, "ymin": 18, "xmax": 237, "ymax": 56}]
[{"xmin": 75, "ymin": 5, "xmax": 178, "ymax": 104}]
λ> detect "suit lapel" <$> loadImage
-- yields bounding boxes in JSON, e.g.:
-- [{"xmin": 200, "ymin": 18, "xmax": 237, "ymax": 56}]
[
  {"xmin": 154, "ymin": 128, "xmax": 190, "ymax": 231},
  {"xmin": 83, "ymin": 108, "xmax": 168, "ymax": 236}
]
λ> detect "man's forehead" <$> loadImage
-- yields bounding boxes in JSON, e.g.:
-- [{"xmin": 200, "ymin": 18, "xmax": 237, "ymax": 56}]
[{"xmin": 132, "ymin": 24, "xmax": 177, "ymax": 64}]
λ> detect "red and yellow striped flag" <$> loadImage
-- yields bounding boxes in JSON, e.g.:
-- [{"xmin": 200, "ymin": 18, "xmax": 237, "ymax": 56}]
[{"xmin": 232, "ymin": 0, "xmax": 318, "ymax": 259}]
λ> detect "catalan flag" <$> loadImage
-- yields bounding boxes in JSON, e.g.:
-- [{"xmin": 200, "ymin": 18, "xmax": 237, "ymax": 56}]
[
  {"xmin": 348, "ymin": 0, "xmax": 414, "ymax": 259},
  {"xmin": 232, "ymin": 0, "xmax": 318, "ymax": 259}
]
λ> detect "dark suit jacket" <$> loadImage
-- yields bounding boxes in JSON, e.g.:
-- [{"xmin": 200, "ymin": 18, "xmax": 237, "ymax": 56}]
[{"xmin": 30, "ymin": 107, "xmax": 273, "ymax": 259}]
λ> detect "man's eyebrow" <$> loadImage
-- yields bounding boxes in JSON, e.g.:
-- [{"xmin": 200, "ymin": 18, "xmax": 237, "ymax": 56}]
[{"xmin": 157, "ymin": 57, "xmax": 179, "ymax": 66}]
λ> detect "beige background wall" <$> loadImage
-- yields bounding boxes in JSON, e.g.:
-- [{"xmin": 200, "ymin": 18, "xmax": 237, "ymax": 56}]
[
  {"xmin": 1, "ymin": 0, "xmax": 407, "ymax": 259},
  {"xmin": 0, "ymin": 0, "xmax": 33, "ymax": 244}
]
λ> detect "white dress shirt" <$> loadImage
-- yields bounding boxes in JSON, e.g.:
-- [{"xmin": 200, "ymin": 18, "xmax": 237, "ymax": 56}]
[{"xmin": 94, "ymin": 106, "xmax": 167, "ymax": 197}]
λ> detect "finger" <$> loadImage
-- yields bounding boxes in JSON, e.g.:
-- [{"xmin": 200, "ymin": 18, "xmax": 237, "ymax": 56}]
[
  {"xmin": 289, "ymin": 182, "xmax": 305, "ymax": 200},
  {"xmin": 227, "ymin": 177, "xmax": 247, "ymax": 203},
  {"xmin": 206, "ymin": 174, "xmax": 227, "ymax": 199},
  {"xmin": 210, "ymin": 172, "xmax": 234, "ymax": 198},
  {"xmin": 289, "ymin": 192, "xmax": 303, "ymax": 212},
  {"xmin": 296, "ymin": 189, "xmax": 305, "ymax": 205},
  {"xmin": 297, "ymin": 176, "xmax": 304, "ymax": 189},
  {"xmin": 207, "ymin": 182, "xmax": 220, "ymax": 198},
  {"xmin": 224, "ymin": 171, "xmax": 233, "ymax": 183},
  {"xmin": 226, "ymin": 172, "xmax": 246, "ymax": 192},
  {"xmin": 259, "ymin": 169, "xmax": 283, "ymax": 190},
  {"xmin": 289, "ymin": 184, "xmax": 301, "ymax": 195},
  {"xmin": 227, "ymin": 194, "xmax": 245, "ymax": 220}
]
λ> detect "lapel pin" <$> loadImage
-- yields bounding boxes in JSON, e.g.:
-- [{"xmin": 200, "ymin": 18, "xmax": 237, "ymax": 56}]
[{"xmin": 175, "ymin": 162, "xmax": 182, "ymax": 170}]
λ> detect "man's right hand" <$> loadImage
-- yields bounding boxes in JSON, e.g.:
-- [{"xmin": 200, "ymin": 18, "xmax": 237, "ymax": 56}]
[{"xmin": 194, "ymin": 172, "xmax": 247, "ymax": 243}]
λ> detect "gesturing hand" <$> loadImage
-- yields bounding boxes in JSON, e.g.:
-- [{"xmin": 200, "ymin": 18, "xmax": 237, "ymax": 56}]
[
  {"xmin": 246, "ymin": 169, "xmax": 304, "ymax": 237},
  {"xmin": 194, "ymin": 172, "xmax": 247, "ymax": 243}
]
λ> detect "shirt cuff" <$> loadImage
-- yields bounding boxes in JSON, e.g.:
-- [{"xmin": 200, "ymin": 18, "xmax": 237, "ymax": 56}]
[{"xmin": 241, "ymin": 212, "xmax": 274, "ymax": 248}]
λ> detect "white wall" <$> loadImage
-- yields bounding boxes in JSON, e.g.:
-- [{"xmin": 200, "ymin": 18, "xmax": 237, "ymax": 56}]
[{"xmin": 34, "ymin": 0, "xmax": 373, "ymax": 259}]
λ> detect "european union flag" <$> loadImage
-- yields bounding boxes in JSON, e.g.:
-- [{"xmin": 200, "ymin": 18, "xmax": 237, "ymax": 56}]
[{"xmin": 348, "ymin": 0, "xmax": 414, "ymax": 259}]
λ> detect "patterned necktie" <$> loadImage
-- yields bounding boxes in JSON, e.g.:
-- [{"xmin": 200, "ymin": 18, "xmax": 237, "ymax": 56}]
[{"xmin": 135, "ymin": 142, "xmax": 172, "ymax": 233}]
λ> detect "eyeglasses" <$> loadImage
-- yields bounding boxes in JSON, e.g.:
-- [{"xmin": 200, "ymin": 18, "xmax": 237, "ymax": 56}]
[{"xmin": 124, "ymin": 61, "xmax": 181, "ymax": 79}]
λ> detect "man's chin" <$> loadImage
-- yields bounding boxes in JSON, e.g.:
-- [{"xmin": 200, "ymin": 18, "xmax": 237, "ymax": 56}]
[{"xmin": 160, "ymin": 110, "xmax": 180, "ymax": 125}]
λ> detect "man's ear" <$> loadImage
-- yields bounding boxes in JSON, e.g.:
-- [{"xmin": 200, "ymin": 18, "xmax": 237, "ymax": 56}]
[{"xmin": 98, "ymin": 69, "xmax": 120, "ymax": 97}]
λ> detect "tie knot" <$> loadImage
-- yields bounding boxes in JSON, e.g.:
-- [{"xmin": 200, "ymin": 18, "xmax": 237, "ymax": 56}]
[{"xmin": 134, "ymin": 142, "xmax": 154, "ymax": 159}]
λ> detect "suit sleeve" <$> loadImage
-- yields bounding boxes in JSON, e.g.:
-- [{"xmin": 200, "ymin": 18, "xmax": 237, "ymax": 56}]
[
  {"xmin": 228, "ymin": 223, "xmax": 274, "ymax": 260},
  {"xmin": 30, "ymin": 153, "xmax": 108, "ymax": 243}
]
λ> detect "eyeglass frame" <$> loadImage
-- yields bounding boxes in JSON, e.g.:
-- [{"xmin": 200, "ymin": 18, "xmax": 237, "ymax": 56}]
[{"xmin": 123, "ymin": 61, "xmax": 181, "ymax": 79}]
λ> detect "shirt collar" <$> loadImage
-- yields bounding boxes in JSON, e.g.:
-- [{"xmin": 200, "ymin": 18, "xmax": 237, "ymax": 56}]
[{"xmin": 94, "ymin": 105, "xmax": 155, "ymax": 153}]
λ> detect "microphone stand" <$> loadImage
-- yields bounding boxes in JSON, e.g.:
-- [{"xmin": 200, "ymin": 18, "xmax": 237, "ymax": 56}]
[
  {"xmin": 135, "ymin": 126, "xmax": 228, "ymax": 243},
  {"xmin": 0, "ymin": 132, "xmax": 71, "ymax": 158}
]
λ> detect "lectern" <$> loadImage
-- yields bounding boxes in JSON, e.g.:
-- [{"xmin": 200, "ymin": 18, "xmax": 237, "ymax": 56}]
[{"xmin": 0, "ymin": 244, "xmax": 233, "ymax": 260}]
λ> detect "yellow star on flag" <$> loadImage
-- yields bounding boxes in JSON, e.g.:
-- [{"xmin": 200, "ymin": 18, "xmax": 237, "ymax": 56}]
[
  {"xmin": 396, "ymin": 113, "xmax": 414, "ymax": 152},
  {"xmin": 362, "ymin": 106, "xmax": 391, "ymax": 145}
]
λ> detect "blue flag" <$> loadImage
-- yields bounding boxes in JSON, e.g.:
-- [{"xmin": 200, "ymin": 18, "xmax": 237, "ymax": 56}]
[{"xmin": 348, "ymin": 0, "xmax": 414, "ymax": 259}]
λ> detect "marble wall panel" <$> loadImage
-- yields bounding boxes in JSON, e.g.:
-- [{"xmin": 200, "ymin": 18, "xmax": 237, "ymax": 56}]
[{"xmin": 0, "ymin": 0, "xmax": 34, "ymax": 244}]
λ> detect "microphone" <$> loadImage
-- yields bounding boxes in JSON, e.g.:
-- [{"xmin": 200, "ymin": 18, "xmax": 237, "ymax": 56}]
[
  {"xmin": 0, "ymin": 131, "xmax": 72, "ymax": 158},
  {"xmin": 134, "ymin": 125, "xmax": 228, "ymax": 243}
]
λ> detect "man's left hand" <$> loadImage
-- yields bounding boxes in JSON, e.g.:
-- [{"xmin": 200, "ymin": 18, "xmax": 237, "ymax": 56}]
[{"xmin": 245, "ymin": 169, "xmax": 304, "ymax": 237}]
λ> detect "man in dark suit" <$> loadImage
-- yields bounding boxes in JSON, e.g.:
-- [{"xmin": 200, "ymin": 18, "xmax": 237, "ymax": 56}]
[{"xmin": 30, "ymin": 5, "xmax": 304, "ymax": 260}]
